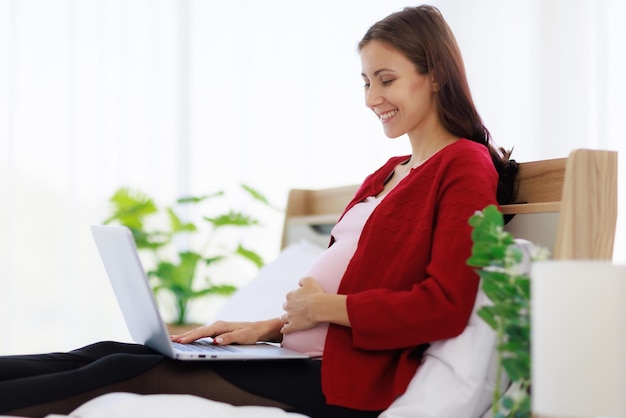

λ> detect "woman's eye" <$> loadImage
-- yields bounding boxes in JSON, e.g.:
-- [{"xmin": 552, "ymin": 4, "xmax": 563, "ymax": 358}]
[
  {"xmin": 381, "ymin": 79, "xmax": 394, "ymax": 86},
  {"xmin": 363, "ymin": 82, "xmax": 371, "ymax": 88}
]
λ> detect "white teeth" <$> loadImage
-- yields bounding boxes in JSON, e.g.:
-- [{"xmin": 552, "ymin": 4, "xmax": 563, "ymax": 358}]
[{"xmin": 380, "ymin": 109, "xmax": 398, "ymax": 120}]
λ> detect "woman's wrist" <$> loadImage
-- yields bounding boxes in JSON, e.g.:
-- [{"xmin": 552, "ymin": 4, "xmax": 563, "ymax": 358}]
[
  {"xmin": 313, "ymin": 293, "xmax": 350, "ymax": 327},
  {"xmin": 259, "ymin": 317, "xmax": 284, "ymax": 342}
]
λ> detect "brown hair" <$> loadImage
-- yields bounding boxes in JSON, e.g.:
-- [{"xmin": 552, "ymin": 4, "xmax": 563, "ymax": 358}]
[{"xmin": 359, "ymin": 5, "xmax": 518, "ymax": 205}]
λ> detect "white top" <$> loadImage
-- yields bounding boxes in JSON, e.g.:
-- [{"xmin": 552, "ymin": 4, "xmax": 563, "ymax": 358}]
[{"xmin": 281, "ymin": 196, "xmax": 382, "ymax": 357}]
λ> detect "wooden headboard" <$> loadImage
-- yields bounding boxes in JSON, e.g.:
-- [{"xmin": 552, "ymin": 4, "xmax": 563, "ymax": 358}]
[{"xmin": 282, "ymin": 149, "xmax": 618, "ymax": 260}]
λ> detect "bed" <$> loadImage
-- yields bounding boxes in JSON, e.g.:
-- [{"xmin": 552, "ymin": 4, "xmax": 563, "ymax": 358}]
[{"xmin": 6, "ymin": 148, "xmax": 617, "ymax": 418}]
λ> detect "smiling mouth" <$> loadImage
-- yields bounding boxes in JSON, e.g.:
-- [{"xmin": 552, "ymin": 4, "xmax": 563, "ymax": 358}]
[{"xmin": 379, "ymin": 109, "xmax": 398, "ymax": 121}]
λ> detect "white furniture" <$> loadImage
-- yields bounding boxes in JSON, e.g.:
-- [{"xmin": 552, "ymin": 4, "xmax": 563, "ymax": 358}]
[{"xmin": 532, "ymin": 260, "xmax": 626, "ymax": 418}]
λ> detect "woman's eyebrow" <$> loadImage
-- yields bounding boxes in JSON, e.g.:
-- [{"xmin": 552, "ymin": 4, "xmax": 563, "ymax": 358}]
[{"xmin": 361, "ymin": 68, "xmax": 396, "ymax": 78}]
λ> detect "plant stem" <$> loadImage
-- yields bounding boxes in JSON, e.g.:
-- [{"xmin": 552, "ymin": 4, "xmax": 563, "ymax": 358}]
[
  {"xmin": 492, "ymin": 321, "xmax": 505, "ymax": 417},
  {"xmin": 177, "ymin": 296, "xmax": 187, "ymax": 325},
  {"xmin": 508, "ymin": 378, "xmax": 531, "ymax": 417}
]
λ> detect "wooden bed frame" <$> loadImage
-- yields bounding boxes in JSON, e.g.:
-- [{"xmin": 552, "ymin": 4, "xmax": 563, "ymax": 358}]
[{"xmin": 282, "ymin": 148, "xmax": 618, "ymax": 260}]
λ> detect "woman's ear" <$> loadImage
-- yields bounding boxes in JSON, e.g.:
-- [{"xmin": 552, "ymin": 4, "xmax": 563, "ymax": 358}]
[
  {"xmin": 430, "ymin": 75, "xmax": 440, "ymax": 92},
  {"xmin": 430, "ymin": 73, "xmax": 440, "ymax": 92}
]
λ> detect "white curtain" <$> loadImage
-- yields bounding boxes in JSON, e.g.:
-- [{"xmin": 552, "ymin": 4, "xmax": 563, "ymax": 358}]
[{"xmin": 1, "ymin": 0, "xmax": 624, "ymax": 355}]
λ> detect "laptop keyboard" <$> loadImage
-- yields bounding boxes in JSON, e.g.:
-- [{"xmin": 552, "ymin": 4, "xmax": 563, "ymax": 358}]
[{"xmin": 172, "ymin": 339, "xmax": 238, "ymax": 353}]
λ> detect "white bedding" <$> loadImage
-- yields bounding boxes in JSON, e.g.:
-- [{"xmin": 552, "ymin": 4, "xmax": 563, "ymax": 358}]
[{"xmin": 37, "ymin": 393, "xmax": 309, "ymax": 418}]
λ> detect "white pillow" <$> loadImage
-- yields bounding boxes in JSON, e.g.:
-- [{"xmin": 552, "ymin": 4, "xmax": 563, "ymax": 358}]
[
  {"xmin": 211, "ymin": 240, "xmax": 325, "ymax": 322},
  {"xmin": 381, "ymin": 239, "xmax": 534, "ymax": 418},
  {"xmin": 379, "ymin": 288, "xmax": 504, "ymax": 418}
]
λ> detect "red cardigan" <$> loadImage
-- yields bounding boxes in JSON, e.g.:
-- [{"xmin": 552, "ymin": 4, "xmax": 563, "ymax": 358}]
[{"xmin": 321, "ymin": 139, "xmax": 498, "ymax": 410}]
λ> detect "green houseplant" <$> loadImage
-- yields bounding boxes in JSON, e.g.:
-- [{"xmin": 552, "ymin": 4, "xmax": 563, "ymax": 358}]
[
  {"xmin": 467, "ymin": 205, "xmax": 548, "ymax": 418},
  {"xmin": 103, "ymin": 184, "xmax": 276, "ymax": 326}
]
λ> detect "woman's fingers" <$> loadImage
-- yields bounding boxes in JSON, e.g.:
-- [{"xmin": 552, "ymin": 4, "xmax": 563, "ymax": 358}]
[
  {"xmin": 169, "ymin": 321, "xmax": 225, "ymax": 343},
  {"xmin": 170, "ymin": 323, "xmax": 220, "ymax": 344},
  {"xmin": 170, "ymin": 320, "xmax": 260, "ymax": 345},
  {"xmin": 281, "ymin": 277, "xmax": 325, "ymax": 334},
  {"xmin": 214, "ymin": 327, "xmax": 256, "ymax": 346}
]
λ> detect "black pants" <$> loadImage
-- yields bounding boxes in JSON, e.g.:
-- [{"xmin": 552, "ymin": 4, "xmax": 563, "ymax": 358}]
[{"xmin": 0, "ymin": 341, "xmax": 382, "ymax": 418}]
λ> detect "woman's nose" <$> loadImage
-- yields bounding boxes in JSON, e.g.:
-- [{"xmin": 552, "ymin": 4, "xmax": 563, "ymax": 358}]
[{"xmin": 365, "ymin": 86, "xmax": 383, "ymax": 109}]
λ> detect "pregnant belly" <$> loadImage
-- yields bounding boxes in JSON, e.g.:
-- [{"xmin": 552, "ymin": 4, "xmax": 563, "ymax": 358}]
[{"xmin": 281, "ymin": 322, "xmax": 328, "ymax": 357}]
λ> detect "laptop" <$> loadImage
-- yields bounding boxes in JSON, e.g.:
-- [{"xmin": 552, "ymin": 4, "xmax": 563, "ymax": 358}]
[{"xmin": 90, "ymin": 225, "xmax": 309, "ymax": 361}]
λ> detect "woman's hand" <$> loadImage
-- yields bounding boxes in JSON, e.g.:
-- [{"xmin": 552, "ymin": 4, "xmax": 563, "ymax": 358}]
[
  {"xmin": 170, "ymin": 318, "xmax": 282, "ymax": 346},
  {"xmin": 281, "ymin": 276, "xmax": 325, "ymax": 334},
  {"xmin": 281, "ymin": 277, "xmax": 351, "ymax": 334}
]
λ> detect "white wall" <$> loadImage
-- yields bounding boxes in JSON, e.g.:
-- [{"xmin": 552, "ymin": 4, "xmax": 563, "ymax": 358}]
[{"xmin": 1, "ymin": 0, "xmax": 624, "ymax": 355}]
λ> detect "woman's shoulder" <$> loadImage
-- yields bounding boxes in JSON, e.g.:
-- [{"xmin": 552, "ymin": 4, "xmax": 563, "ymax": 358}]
[
  {"xmin": 429, "ymin": 139, "xmax": 496, "ymax": 182},
  {"xmin": 440, "ymin": 139, "xmax": 493, "ymax": 165},
  {"xmin": 449, "ymin": 138, "xmax": 490, "ymax": 154}
]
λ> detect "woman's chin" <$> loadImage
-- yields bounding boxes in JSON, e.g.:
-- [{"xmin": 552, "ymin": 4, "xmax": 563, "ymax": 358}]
[{"xmin": 382, "ymin": 129, "xmax": 405, "ymax": 139}]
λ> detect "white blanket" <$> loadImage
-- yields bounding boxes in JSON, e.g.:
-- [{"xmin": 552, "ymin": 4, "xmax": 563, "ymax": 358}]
[{"xmin": 37, "ymin": 393, "xmax": 309, "ymax": 418}]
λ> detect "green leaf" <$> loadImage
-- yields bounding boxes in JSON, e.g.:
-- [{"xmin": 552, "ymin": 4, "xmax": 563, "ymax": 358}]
[
  {"xmin": 517, "ymin": 277, "xmax": 531, "ymax": 299},
  {"xmin": 480, "ymin": 282, "xmax": 505, "ymax": 304},
  {"xmin": 477, "ymin": 307, "xmax": 498, "ymax": 330},
  {"xmin": 128, "ymin": 228, "xmax": 168, "ymax": 250},
  {"xmin": 204, "ymin": 255, "xmax": 226, "ymax": 266},
  {"xmin": 516, "ymin": 393, "xmax": 532, "ymax": 415},
  {"xmin": 240, "ymin": 184, "xmax": 272, "ymax": 207},
  {"xmin": 176, "ymin": 191, "xmax": 224, "ymax": 204},
  {"xmin": 482, "ymin": 204, "xmax": 505, "ymax": 225},
  {"xmin": 490, "ymin": 245, "xmax": 510, "ymax": 261},
  {"xmin": 467, "ymin": 211, "xmax": 484, "ymax": 227},
  {"xmin": 204, "ymin": 211, "xmax": 260, "ymax": 228},
  {"xmin": 103, "ymin": 187, "xmax": 158, "ymax": 229},
  {"xmin": 166, "ymin": 207, "xmax": 197, "ymax": 234},
  {"xmin": 235, "ymin": 244, "xmax": 265, "ymax": 268},
  {"xmin": 504, "ymin": 323, "xmax": 529, "ymax": 340},
  {"xmin": 501, "ymin": 395, "xmax": 514, "ymax": 409},
  {"xmin": 466, "ymin": 254, "xmax": 493, "ymax": 267},
  {"xmin": 498, "ymin": 340, "xmax": 527, "ymax": 354},
  {"xmin": 502, "ymin": 357, "xmax": 527, "ymax": 382},
  {"xmin": 151, "ymin": 252, "xmax": 201, "ymax": 292},
  {"xmin": 194, "ymin": 284, "xmax": 238, "ymax": 298}
]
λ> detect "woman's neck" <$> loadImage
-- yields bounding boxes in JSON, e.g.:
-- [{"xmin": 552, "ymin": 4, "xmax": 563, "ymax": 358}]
[
  {"xmin": 405, "ymin": 117, "xmax": 458, "ymax": 168},
  {"xmin": 406, "ymin": 132, "xmax": 458, "ymax": 169}
]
